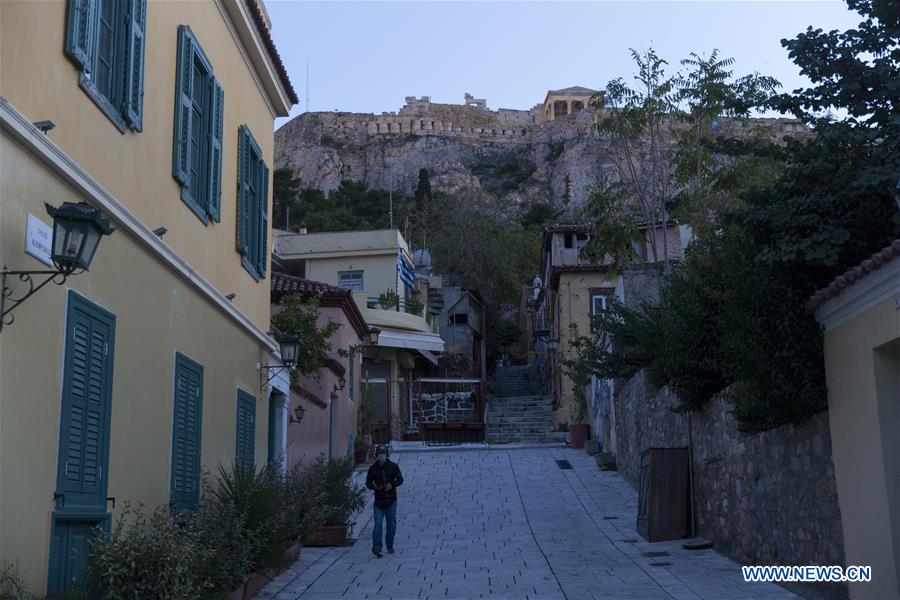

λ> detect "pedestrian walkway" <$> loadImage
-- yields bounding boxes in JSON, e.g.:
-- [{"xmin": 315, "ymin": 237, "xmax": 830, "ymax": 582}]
[{"xmin": 259, "ymin": 447, "xmax": 797, "ymax": 599}]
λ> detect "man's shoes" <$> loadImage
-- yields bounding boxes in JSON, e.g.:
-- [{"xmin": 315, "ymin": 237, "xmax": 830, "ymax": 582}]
[
  {"xmin": 387, "ymin": 546, "xmax": 395, "ymax": 554},
  {"xmin": 372, "ymin": 547, "xmax": 383, "ymax": 558}
]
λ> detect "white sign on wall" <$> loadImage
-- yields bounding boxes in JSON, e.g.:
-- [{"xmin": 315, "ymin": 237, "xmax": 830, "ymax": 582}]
[{"xmin": 25, "ymin": 213, "xmax": 54, "ymax": 267}]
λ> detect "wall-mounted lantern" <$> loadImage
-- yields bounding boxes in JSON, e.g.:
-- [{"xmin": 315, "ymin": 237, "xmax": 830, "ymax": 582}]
[
  {"xmin": 368, "ymin": 326, "xmax": 381, "ymax": 345},
  {"xmin": 260, "ymin": 332, "xmax": 302, "ymax": 390},
  {"xmin": 289, "ymin": 402, "xmax": 306, "ymax": 425},
  {"xmin": 1, "ymin": 202, "xmax": 114, "ymax": 334}
]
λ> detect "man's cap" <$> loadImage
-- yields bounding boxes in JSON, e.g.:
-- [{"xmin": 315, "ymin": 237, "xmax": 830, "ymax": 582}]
[{"xmin": 375, "ymin": 444, "xmax": 390, "ymax": 456}]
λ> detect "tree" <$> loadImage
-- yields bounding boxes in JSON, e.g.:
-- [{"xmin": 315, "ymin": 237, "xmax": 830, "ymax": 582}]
[
  {"xmin": 520, "ymin": 202, "xmax": 559, "ymax": 231},
  {"xmin": 272, "ymin": 167, "xmax": 301, "ymax": 231},
  {"xmin": 414, "ymin": 168, "xmax": 432, "ymax": 211}
]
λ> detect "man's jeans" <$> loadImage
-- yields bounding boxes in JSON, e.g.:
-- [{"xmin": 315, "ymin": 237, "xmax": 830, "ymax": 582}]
[{"xmin": 372, "ymin": 501, "xmax": 397, "ymax": 549}]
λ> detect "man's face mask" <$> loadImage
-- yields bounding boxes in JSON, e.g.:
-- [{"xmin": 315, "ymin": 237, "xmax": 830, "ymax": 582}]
[{"xmin": 377, "ymin": 454, "xmax": 387, "ymax": 464}]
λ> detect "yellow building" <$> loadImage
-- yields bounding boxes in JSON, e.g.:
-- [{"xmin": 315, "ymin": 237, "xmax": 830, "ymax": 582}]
[
  {"xmin": 0, "ymin": 0, "xmax": 295, "ymax": 593},
  {"xmin": 533, "ymin": 223, "xmax": 687, "ymax": 452},
  {"xmin": 808, "ymin": 240, "xmax": 900, "ymax": 600},
  {"xmin": 274, "ymin": 229, "xmax": 445, "ymax": 441}
]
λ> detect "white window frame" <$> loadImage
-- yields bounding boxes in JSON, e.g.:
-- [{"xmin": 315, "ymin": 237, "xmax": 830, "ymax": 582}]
[{"xmin": 338, "ymin": 270, "xmax": 364, "ymax": 291}]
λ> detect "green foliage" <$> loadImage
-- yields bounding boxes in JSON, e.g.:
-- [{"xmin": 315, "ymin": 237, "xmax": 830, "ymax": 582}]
[
  {"xmin": 272, "ymin": 177, "xmax": 417, "ymax": 234},
  {"xmin": 581, "ymin": 180, "xmax": 646, "ymax": 277},
  {"xmin": 88, "ymin": 504, "xmax": 213, "ymax": 598},
  {"xmin": 414, "ymin": 168, "xmax": 432, "ymax": 211},
  {"xmin": 309, "ymin": 457, "xmax": 366, "ymax": 527},
  {"xmin": 437, "ymin": 352, "xmax": 472, "ymax": 378},
  {"xmin": 272, "ymin": 167, "xmax": 302, "ymax": 231},
  {"xmin": 377, "ymin": 289, "xmax": 399, "ymax": 310},
  {"xmin": 87, "ymin": 462, "xmax": 330, "ymax": 597},
  {"xmin": 494, "ymin": 320, "xmax": 521, "ymax": 349},
  {"xmin": 406, "ymin": 296, "xmax": 424, "ymax": 315},
  {"xmin": 0, "ymin": 562, "xmax": 34, "ymax": 599},
  {"xmin": 520, "ymin": 202, "xmax": 559, "ymax": 231},
  {"xmin": 271, "ymin": 294, "xmax": 342, "ymax": 379}
]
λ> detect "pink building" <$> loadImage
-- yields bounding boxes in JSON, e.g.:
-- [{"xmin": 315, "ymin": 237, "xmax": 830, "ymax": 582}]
[{"xmin": 270, "ymin": 273, "xmax": 368, "ymax": 467}]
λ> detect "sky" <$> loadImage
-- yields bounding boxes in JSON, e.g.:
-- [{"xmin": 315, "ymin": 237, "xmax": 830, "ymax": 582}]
[{"xmin": 266, "ymin": 1, "xmax": 862, "ymax": 130}]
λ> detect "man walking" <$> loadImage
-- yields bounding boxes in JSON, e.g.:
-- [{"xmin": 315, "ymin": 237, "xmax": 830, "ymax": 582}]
[{"xmin": 366, "ymin": 444, "xmax": 404, "ymax": 557}]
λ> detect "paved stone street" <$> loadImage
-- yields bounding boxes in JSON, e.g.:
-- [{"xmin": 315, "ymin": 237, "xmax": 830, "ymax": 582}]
[{"xmin": 260, "ymin": 447, "xmax": 797, "ymax": 600}]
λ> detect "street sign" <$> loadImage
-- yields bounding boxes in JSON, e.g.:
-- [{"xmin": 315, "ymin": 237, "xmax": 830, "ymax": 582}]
[{"xmin": 25, "ymin": 213, "xmax": 53, "ymax": 267}]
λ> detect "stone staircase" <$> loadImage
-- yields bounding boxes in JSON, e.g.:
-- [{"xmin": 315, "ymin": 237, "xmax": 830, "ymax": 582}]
[{"xmin": 486, "ymin": 365, "xmax": 567, "ymax": 445}]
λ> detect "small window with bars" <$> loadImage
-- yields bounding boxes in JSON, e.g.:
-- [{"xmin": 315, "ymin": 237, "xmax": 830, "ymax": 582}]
[{"xmin": 338, "ymin": 271, "xmax": 364, "ymax": 291}]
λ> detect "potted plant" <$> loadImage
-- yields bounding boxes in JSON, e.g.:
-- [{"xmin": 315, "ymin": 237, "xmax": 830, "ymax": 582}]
[
  {"xmin": 378, "ymin": 289, "xmax": 399, "ymax": 310},
  {"xmin": 407, "ymin": 296, "xmax": 425, "ymax": 316},
  {"xmin": 305, "ymin": 457, "xmax": 366, "ymax": 547},
  {"xmin": 568, "ymin": 391, "xmax": 590, "ymax": 450},
  {"xmin": 353, "ymin": 435, "xmax": 369, "ymax": 465}
]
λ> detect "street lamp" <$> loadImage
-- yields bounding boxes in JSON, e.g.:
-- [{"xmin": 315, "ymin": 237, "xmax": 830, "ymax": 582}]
[
  {"xmin": 259, "ymin": 332, "xmax": 303, "ymax": 390},
  {"xmin": 278, "ymin": 333, "xmax": 301, "ymax": 369},
  {"xmin": 368, "ymin": 326, "xmax": 381, "ymax": 345},
  {"xmin": 289, "ymin": 402, "xmax": 306, "ymax": 425},
  {"xmin": 46, "ymin": 202, "xmax": 114, "ymax": 274},
  {"xmin": 1, "ymin": 202, "xmax": 114, "ymax": 333}
]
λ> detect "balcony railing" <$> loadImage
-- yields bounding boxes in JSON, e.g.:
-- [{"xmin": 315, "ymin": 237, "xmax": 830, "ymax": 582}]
[
  {"xmin": 532, "ymin": 306, "xmax": 550, "ymax": 335},
  {"xmin": 366, "ymin": 296, "xmax": 425, "ymax": 316}
]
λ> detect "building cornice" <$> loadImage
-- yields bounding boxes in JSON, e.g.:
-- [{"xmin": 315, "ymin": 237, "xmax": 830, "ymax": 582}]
[
  {"xmin": 0, "ymin": 96, "xmax": 278, "ymax": 354},
  {"xmin": 813, "ymin": 255, "xmax": 900, "ymax": 333},
  {"xmin": 216, "ymin": 0, "xmax": 294, "ymax": 117}
]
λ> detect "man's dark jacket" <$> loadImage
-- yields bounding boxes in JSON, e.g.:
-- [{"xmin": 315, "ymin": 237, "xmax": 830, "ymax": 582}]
[{"xmin": 366, "ymin": 459, "xmax": 403, "ymax": 509}]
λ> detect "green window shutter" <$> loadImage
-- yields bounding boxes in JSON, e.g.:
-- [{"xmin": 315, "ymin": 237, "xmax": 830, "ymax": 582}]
[
  {"xmin": 170, "ymin": 353, "xmax": 203, "ymax": 512},
  {"xmin": 124, "ymin": 0, "xmax": 146, "ymax": 131},
  {"xmin": 258, "ymin": 162, "xmax": 269, "ymax": 276},
  {"xmin": 235, "ymin": 390, "xmax": 256, "ymax": 471},
  {"xmin": 172, "ymin": 26, "xmax": 194, "ymax": 186},
  {"xmin": 65, "ymin": 0, "xmax": 95, "ymax": 70},
  {"xmin": 207, "ymin": 78, "xmax": 223, "ymax": 221},
  {"xmin": 236, "ymin": 126, "xmax": 252, "ymax": 256},
  {"xmin": 57, "ymin": 292, "xmax": 115, "ymax": 513}
]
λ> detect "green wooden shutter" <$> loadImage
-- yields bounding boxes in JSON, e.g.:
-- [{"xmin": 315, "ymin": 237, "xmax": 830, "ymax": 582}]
[
  {"xmin": 170, "ymin": 353, "xmax": 203, "ymax": 511},
  {"xmin": 57, "ymin": 293, "xmax": 115, "ymax": 513},
  {"xmin": 47, "ymin": 519, "xmax": 99, "ymax": 596},
  {"xmin": 172, "ymin": 26, "xmax": 194, "ymax": 186},
  {"xmin": 207, "ymin": 78, "xmax": 223, "ymax": 221},
  {"xmin": 236, "ymin": 126, "xmax": 252, "ymax": 256},
  {"xmin": 258, "ymin": 162, "xmax": 269, "ymax": 277},
  {"xmin": 124, "ymin": 0, "xmax": 146, "ymax": 131},
  {"xmin": 235, "ymin": 390, "xmax": 256, "ymax": 471},
  {"xmin": 65, "ymin": 0, "xmax": 95, "ymax": 70}
]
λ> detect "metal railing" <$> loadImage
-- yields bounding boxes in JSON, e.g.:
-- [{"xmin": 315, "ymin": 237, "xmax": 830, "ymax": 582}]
[{"xmin": 366, "ymin": 296, "xmax": 426, "ymax": 317}]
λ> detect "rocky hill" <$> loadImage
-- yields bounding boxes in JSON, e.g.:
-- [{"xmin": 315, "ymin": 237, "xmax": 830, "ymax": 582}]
[{"xmin": 274, "ymin": 93, "xmax": 803, "ymax": 212}]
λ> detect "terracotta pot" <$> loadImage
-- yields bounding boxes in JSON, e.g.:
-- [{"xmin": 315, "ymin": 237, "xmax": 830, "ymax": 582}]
[
  {"xmin": 229, "ymin": 542, "xmax": 301, "ymax": 600},
  {"xmin": 305, "ymin": 524, "xmax": 349, "ymax": 547},
  {"xmin": 569, "ymin": 423, "xmax": 589, "ymax": 449},
  {"xmin": 354, "ymin": 450, "xmax": 368, "ymax": 464}
]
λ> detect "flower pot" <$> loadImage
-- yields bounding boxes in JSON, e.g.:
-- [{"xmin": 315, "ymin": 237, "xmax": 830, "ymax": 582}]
[
  {"xmin": 569, "ymin": 423, "xmax": 589, "ymax": 449},
  {"xmin": 228, "ymin": 542, "xmax": 301, "ymax": 599},
  {"xmin": 354, "ymin": 450, "xmax": 368, "ymax": 464},
  {"xmin": 305, "ymin": 524, "xmax": 350, "ymax": 547}
]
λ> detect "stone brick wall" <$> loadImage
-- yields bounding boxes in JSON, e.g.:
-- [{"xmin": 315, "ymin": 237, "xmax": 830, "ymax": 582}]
[{"xmin": 614, "ymin": 370, "xmax": 847, "ymax": 599}]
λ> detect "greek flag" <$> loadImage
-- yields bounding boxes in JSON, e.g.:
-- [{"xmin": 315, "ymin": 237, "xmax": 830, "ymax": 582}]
[{"xmin": 398, "ymin": 249, "xmax": 416, "ymax": 288}]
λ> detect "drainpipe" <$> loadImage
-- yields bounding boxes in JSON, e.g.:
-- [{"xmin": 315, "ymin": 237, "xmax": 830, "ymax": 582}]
[{"xmin": 328, "ymin": 391, "xmax": 334, "ymax": 459}]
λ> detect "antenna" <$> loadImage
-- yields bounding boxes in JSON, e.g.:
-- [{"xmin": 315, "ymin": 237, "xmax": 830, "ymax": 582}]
[{"xmin": 305, "ymin": 61, "xmax": 309, "ymax": 113}]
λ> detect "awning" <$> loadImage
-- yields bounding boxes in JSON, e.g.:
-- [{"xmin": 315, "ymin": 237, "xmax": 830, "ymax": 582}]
[
  {"xmin": 417, "ymin": 349, "xmax": 439, "ymax": 365},
  {"xmin": 376, "ymin": 328, "xmax": 445, "ymax": 353}
]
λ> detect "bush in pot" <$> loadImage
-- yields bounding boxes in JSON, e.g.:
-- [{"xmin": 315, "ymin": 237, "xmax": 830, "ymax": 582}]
[{"xmin": 305, "ymin": 457, "xmax": 366, "ymax": 546}]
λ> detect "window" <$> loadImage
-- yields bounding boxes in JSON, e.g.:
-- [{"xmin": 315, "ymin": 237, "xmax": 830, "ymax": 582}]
[
  {"xmin": 235, "ymin": 390, "xmax": 256, "ymax": 471},
  {"xmin": 170, "ymin": 353, "xmax": 203, "ymax": 512},
  {"xmin": 451, "ymin": 313, "xmax": 469, "ymax": 326},
  {"xmin": 172, "ymin": 26, "xmax": 223, "ymax": 224},
  {"xmin": 592, "ymin": 294, "xmax": 608, "ymax": 316},
  {"xmin": 237, "ymin": 125, "xmax": 269, "ymax": 280},
  {"xmin": 564, "ymin": 233, "xmax": 574, "ymax": 249},
  {"xmin": 65, "ymin": 0, "xmax": 146, "ymax": 132},
  {"xmin": 338, "ymin": 270, "xmax": 364, "ymax": 291}
]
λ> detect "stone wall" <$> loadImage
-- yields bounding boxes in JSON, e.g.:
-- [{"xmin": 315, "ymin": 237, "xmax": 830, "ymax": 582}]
[{"xmin": 614, "ymin": 370, "xmax": 847, "ymax": 599}]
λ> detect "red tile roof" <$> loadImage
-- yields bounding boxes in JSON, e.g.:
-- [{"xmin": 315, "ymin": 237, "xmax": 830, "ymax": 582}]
[
  {"xmin": 270, "ymin": 272, "xmax": 369, "ymax": 338},
  {"xmin": 806, "ymin": 239, "xmax": 900, "ymax": 313},
  {"xmin": 245, "ymin": 0, "xmax": 299, "ymax": 105}
]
